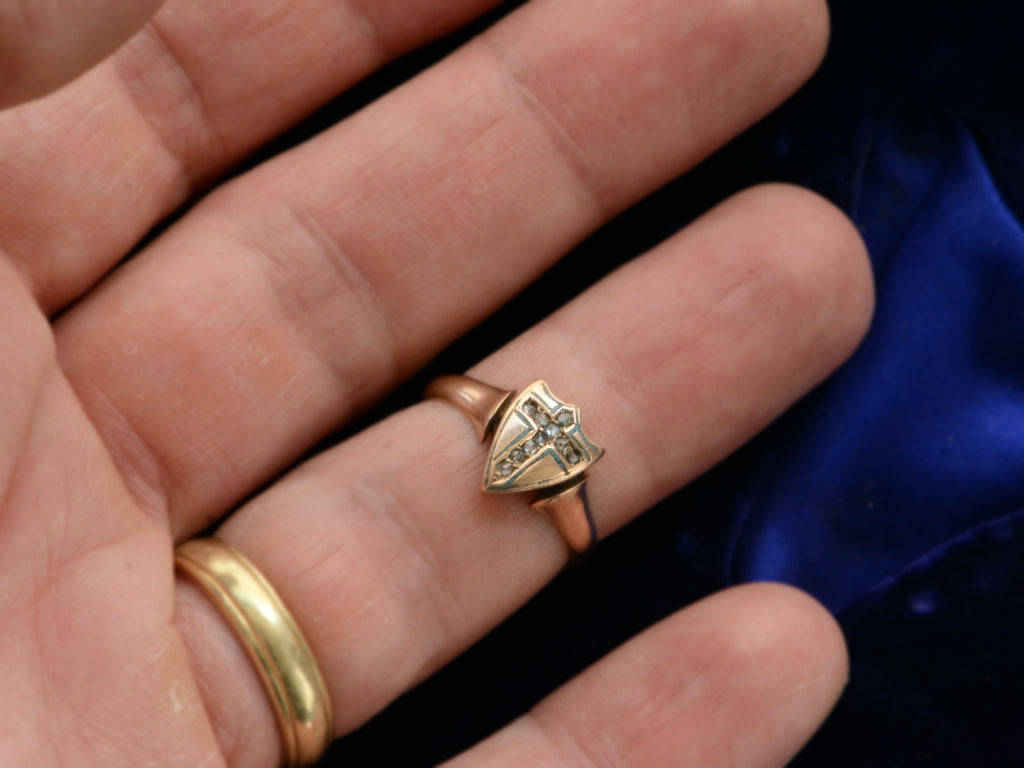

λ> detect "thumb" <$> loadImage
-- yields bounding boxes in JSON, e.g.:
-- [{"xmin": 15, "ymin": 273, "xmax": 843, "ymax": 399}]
[{"xmin": 0, "ymin": 0, "xmax": 165, "ymax": 108}]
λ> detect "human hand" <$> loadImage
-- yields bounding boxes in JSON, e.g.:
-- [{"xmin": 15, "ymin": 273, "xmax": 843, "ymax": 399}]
[{"xmin": 0, "ymin": 0, "xmax": 873, "ymax": 765}]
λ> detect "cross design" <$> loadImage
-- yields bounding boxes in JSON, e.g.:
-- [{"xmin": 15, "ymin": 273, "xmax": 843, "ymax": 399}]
[{"xmin": 483, "ymin": 380, "xmax": 603, "ymax": 493}]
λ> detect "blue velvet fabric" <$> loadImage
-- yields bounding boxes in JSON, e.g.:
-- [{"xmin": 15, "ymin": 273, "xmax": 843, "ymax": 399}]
[
  {"xmin": 325, "ymin": 0, "xmax": 1024, "ymax": 764},
  {"xmin": 730, "ymin": 2, "xmax": 1024, "ymax": 762},
  {"xmin": 737, "ymin": 106, "xmax": 1024, "ymax": 768},
  {"xmin": 733, "ymin": 113, "xmax": 1024, "ymax": 613}
]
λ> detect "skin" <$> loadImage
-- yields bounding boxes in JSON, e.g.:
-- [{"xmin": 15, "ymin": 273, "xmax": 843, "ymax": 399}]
[{"xmin": 0, "ymin": 0, "xmax": 874, "ymax": 766}]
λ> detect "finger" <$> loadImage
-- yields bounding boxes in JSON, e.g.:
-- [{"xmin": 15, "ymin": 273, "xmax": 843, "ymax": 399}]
[
  {"xmin": 444, "ymin": 584, "xmax": 848, "ymax": 768},
  {"xmin": 0, "ymin": 258, "xmax": 51, "ymax": 497},
  {"xmin": 0, "ymin": 0, "xmax": 164, "ymax": 108},
  {"xmin": 57, "ymin": 0, "xmax": 832, "ymax": 537},
  {"xmin": 1, "ymin": 0, "xmax": 505, "ymax": 310},
  {"xmin": 0, "ymin": 271, "xmax": 222, "ymax": 764},
  {"xmin": 174, "ymin": 185, "xmax": 873, "ymax": 767}
]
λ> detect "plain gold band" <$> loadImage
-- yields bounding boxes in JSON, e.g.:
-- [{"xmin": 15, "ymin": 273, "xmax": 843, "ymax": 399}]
[{"xmin": 175, "ymin": 538, "xmax": 334, "ymax": 768}]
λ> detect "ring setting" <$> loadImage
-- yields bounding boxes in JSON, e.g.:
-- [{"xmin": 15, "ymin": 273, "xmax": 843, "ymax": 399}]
[
  {"xmin": 427, "ymin": 375, "xmax": 604, "ymax": 554},
  {"xmin": 484, "ymin": 380, "xmax": 603, "ymax": 493}
]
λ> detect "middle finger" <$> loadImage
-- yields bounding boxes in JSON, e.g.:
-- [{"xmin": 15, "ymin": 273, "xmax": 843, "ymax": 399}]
[{"xmin": 56, "ymin": 0, "xmax": 830, "ymax": 537}]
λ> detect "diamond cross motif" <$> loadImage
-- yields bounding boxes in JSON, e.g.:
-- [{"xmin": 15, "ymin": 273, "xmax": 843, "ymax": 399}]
[{"xmin": 483, "ymin": 380, "xmax": 604, "ymax": 493}]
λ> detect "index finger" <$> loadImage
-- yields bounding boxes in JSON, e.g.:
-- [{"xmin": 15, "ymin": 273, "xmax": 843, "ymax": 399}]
[{"xmin": 0, "ymin": 0, "xmax": 506, "ymax": 311}]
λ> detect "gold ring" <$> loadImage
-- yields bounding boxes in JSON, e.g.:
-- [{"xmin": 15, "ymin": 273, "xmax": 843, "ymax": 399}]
[
  {"xmin": 426, "ymin": 375, "xmax": 605, "ymax": 554},
  {"xmin": 175, "ymin": 538, "xmax": 334, "ymax": 768}
]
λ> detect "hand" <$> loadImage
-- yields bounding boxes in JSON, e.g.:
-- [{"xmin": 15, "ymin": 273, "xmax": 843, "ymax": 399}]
[{"xmin": 0, "ymin": 0, "xmax": 873, "ymax": 765}]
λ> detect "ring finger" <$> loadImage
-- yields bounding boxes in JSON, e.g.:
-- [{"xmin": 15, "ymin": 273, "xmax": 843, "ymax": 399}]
[{"xmin": 174, "ymin": 184, "xmax": 873, "ymax": 767}]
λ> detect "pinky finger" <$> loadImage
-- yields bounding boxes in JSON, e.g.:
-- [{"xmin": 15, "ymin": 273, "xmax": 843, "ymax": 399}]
[
  {"xmin": 444, "ymin": 584, "xmax": 848, "ymax": 768},
  {"xmin": 0, "ymin": 0, "xmax": 164, "ymax": 107}
]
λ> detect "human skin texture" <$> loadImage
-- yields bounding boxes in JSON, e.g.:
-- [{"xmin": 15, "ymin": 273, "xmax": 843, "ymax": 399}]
[{"xmin": 0, "ymin": 0, "xmax": 871, "ymax": 765}]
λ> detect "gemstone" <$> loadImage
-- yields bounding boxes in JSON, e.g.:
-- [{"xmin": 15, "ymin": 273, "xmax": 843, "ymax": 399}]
[
  {"xmin": 523, "ymin": 400, "xmax": 539, "ymax": 416},
  {"xmin": 534, "ymin": 412, "xmax": 551, "ymax": 427},
  {"xmin": 554, "ymin": 436, "xmax": 570, "ymax": 451},
  {"xmin": 535, "ymin": 429, "xmax": 550, "ymax": 445},
  {"xmin": 544, "ymin": 423, "xmax": 561, "ymax": 439},
  {"xmin": 522, "ymin": 439, "xmax": 539, "ymax": 456},
  {"xmin": 509, "ymin": 448, "xmax": 526, "ymax": 465},
  {"xmin": 564, "ymin": 448, "xmax": 581, "ymax": 465},
  {"xmin": 495, "ymin": 460, "xmax": 515, "ymax": 478},
  {"xmin": 556, "ymin": 410, "xmax": 574, "ymax": 427}
]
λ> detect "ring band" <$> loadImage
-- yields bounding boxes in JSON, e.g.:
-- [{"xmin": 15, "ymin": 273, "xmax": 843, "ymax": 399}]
[
  {"xmin": 175, "ymin": 538, "xmax": 334, "ymax": 768},
  {"xmin": 426, "ymin": 375, "xmax": 605, "ymax": 554}
]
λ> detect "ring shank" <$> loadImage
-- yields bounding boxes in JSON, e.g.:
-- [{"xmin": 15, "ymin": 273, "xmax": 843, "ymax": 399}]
[
  {"xmin": 530, "ymin": 478, "xmax": 598, "ymax": 554},
  {"xmin": 424, "ymin": 374, "xmax": 514, "ymax": 441}
]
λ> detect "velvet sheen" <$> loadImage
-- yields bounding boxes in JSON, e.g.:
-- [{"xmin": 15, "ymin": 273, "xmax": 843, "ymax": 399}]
[
  {"xmin": 742, "ymin": 109, "xmax": 1024, "ymax": 768},
  {"xmin": 731, "ymin": 114, "xmax": 1024, "ymax": 613}
]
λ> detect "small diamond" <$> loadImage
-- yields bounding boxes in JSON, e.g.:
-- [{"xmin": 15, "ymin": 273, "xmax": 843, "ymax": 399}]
[
  {"xmin": 544, "ymin": 423, "xmax": 561, "ymax": 439},
  {"xmin": 495, "ymin": 460, "xmax": 515, "ymax": 478},
  {"xmin": 535, "ymin": 412, "xmax": 551, "ymax": 427},
  {"xmin": 522, "ymin": 439, "xmax": 539, "ymax": 456},
  {"xmin": 535, "ymin": 429, "xmax": 550, "ymax": 445},
  {"xmin": 523, "ymin": 400, "xmax": 539, "ymax": 416},
  {"xmin": 554, "ymin": 436, "xmax": 570, "ymax": 451},
  {"xmin": 564, "ymin": 449, "xmax": 581, "ymax": 465},
  {"xmin": 509, "ymin": 448, "xmax": 526, "ymax": 465}
]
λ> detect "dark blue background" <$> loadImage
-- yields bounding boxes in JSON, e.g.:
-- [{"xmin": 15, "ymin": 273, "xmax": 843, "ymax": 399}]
[{"xmin": 313, "ymin": 0, "xmax": 1024, "ymax": 764}]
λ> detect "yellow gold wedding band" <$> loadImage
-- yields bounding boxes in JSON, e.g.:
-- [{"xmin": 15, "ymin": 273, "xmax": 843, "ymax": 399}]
[{"xmin": 175, "ymin": 538, "xmax": 334, "ymax": 768}]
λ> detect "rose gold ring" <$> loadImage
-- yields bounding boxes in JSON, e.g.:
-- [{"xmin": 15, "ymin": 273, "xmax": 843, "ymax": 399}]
[{"xmin": 425, "ymin": 375, "xmax": 605, "ymax": 554}]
